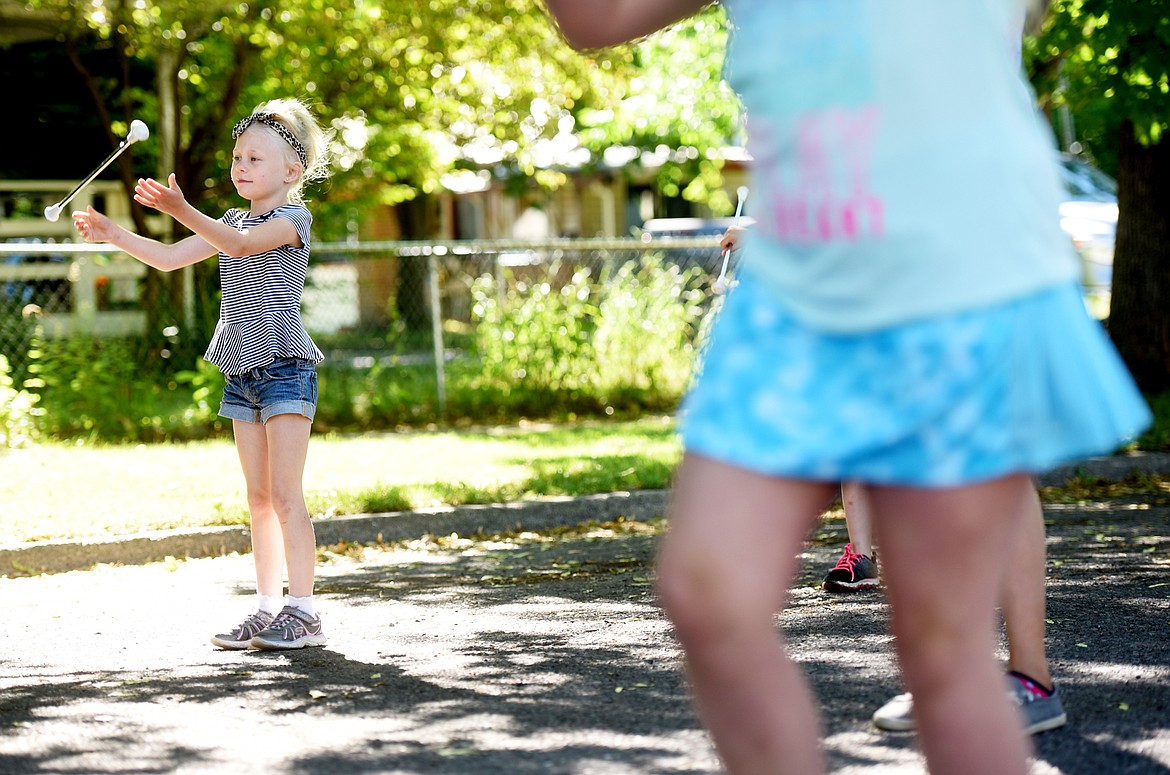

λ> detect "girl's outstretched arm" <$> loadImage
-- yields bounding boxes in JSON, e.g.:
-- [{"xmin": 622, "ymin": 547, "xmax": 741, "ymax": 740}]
[
  {"xmin": 543, "ymin": 0, "xmax": 712, "ymax": 50},
  {"xmin": 72, "ymin": 206, "xmax": 216, "ymax": 272},
  {"xmin": 134, "ymin": 174, "xmax": 301, "ymax": 258}
]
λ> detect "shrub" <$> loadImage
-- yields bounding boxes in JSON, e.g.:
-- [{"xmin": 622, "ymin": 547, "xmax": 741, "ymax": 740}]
[
  {"xmin": 315, "ymin": 358, "xmax": 444, "ymax": 431},
  {"xmin": 593, "ymin": 256, "xmax": 707, "ymax": 409},
  {"xmin": 1135, "ymin": 390, "xmax": 1170, "ymax": 452},
  {"xmin": 26, "ymin": 335, "xmax": 224, "ymax": 442},
  {"xmin": 468, "ymin": 254, "xmax": 708, "ymax": 416},
  {"xmin": 0, "ymin": 354, "xmax": 38, "ymax": 447},
  {"xmin": 17, "ymin": 254, "xmax": 716, "ymax": 442},
  {"xmin": 471, "ymin": 263, "xmax": 599, "ymax": 401}
]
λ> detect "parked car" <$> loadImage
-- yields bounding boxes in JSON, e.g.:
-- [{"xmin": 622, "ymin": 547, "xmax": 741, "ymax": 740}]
[
  {"xmin": 639, "ymin": 216, "xmax": 750, "ymax": 240},
  {"xmin": 643, "ymin": 155, "xmax": 1118, "ymax": 296},
  {"xmin": 1, "ymin": 240, "xmax": 72, "ymax": 313},
  {"xmin": 1056, "ymin": 153, "xmax": 1117, "ymax": 296},
  {"xmin": 638, "ymin": 216, "xmax": 756, "ymax": 274}
]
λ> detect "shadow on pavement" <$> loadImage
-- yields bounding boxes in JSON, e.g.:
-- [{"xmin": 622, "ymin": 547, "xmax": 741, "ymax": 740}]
[{"xmin": 1, "ymin": 498, "xmax": 1168, "ymax": 773}]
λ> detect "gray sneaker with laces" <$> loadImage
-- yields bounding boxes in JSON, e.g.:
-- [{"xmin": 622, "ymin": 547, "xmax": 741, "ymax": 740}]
[
  {"xmin": 211, "ymin": 610, "xmax": 274, "ymax": 650},
  {"xmin": 249, "ymin": 605, "xmax": 326, "ymax": 650},
  {"xmin": 1009, "ymin": 672, "xmax": 1067, "ymax": 734},
  {"xmin": 872, "ymin": 673, "xmax": 1067, "ymax": 735}
]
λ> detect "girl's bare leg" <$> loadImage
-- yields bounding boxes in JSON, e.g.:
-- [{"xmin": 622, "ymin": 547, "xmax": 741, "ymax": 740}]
[
  {"xmin": 1001, "ymin": 485, "xmax": 1053, "ymax": 687},
  {"xmin": 264, "ymin": 413, "xmax": 316, "ymax": 598},
  {"xmin": 869, "ymin": 475, "xmax": 1034, "ymax": 775},
  {"xmin": 841, "ymin": 481, "xmax": 874, "ymax": 557},
  {"xmin": 657, "ymin": 454, "xmax": 836, "ymax": 775},
  {"xmin": 233, "ymin": 419, "xmax": 285, "ymax": 599}
]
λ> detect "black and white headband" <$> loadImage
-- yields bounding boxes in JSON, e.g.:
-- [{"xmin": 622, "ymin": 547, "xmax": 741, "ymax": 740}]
[{"xmin": 232, "ymin": 112, "xmax": 308, "ymax": 168}]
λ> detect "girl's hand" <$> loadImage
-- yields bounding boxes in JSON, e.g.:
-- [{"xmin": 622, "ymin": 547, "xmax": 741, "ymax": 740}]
[
  {"xmin": 72, "ymin": 206, "xmax": 116, "ymax": 243},
  {"xmin": 134, "ymin": 173, "xmax": 186, "ymax": 216},
  {"xmin": 720, "ymin": 225, "xmax": 745, "ymax": 253}
]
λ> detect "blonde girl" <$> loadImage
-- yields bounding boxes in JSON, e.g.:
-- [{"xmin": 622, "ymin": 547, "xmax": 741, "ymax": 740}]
[{"xmin": 74, "ymin": 98, "xmax": 332, "ymax": 650}]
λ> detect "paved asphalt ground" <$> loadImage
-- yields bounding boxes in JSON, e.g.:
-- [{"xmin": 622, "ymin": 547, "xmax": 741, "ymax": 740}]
[{"xmin": 1, "ymin": 455, "xmax": 1169, "ymax": 774}]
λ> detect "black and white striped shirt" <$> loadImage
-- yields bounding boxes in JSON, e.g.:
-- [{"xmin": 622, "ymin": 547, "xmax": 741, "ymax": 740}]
[{"xmin": 203, "ymin": 204, "xmax": 324, "ymax": 376}]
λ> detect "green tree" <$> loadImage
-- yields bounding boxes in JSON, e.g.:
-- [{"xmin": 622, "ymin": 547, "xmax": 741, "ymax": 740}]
[
  {"xmin": 11, "ymin": 1, "xmax": 738, "ymax": 349},
  {"xmin": 1034, "ymin": 1, "xmax": 1170, "ymax": 393},
  {"xmin": 14, "ymin": 1, "xmax": 739, "ymax": 228},
  {"xmin": 17, "ymin": 0, "xmax": 637, "ymax": 344},
  {"xmin": 26, "ymin": 0, "xmax": 628, "ymax": 232},
  {"xmin": 564, "ymin": 5, "xmax": 741, "ymax": 214}
]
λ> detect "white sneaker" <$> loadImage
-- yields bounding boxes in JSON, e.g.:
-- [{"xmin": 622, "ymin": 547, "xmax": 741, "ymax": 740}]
[{"xmin": 872, "ymin": 692, "xmax": 915, "ymax": 731}]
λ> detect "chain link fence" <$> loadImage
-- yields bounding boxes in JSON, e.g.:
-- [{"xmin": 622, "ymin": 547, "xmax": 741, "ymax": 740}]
[{"xmin": 1, "ymin": 237, "xmax": 731, "ymax": 410}]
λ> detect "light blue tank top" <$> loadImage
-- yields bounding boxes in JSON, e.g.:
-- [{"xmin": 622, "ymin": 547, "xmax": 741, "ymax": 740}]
[{"xmin": 724, "ymin": 0, "xmax": 1079, "ymax": 331}]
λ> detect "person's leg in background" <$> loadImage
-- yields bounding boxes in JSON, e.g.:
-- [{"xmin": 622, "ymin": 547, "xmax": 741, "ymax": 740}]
[
  {"xmin": 998, "ymin": 484, "xmax": 1066, "ymax": 732},
  {"xmin": 822, "ymin": 481, "xmax": 880, "ymax": 592}
]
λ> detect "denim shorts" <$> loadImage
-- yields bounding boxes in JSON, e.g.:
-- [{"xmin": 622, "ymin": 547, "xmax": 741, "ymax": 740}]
[{"xmin": 218, "ymin": 357, "xmax": 318, "ymax": 424}]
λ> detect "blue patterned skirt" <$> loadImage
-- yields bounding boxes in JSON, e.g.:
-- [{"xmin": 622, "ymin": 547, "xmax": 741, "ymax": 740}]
[{"xmin": 680, "ymin": 276, "xmax": 1151, "ymax": 487}]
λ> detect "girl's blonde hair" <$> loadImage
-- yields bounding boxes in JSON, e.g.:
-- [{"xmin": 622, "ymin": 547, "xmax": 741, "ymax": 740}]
[{"xmin": 244, "ymin": 97, "xmax": 333, "ymax": 204}]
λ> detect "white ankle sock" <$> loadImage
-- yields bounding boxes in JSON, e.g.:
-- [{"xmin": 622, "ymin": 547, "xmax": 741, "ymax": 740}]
[
  {"xmin": 287, "ymin": 595, "xmax": 315, "ymax": 616},
  {"xmin": 257, "ymin": 594, "xmax": 284, "ymax": 615}
]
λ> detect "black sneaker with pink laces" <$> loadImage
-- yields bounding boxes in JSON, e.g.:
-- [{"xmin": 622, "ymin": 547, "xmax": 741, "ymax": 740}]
[{"xmin": 821, "ymin": 543, "xmax": 880, "ymax": 592}]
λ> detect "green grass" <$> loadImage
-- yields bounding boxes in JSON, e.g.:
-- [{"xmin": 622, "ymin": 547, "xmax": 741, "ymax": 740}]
[
  {"xmin": 1135, "ymin": 391, "xmax": 1170, "ymax": 453},
  {"xmin": 5, "ymin": 410, "xmax": 1167, "ymax": 547},
  {"xmin": 0, "ymin": 417, "xmax": 681, "ymax": 544}
]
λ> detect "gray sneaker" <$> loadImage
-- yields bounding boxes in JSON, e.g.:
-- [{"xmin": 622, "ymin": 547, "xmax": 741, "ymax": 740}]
[
  {"xmin": 249, "ymin": 605, "xmax": 326, "ymax": 650},
  {"xmin": 211, "ymin": 610, "xmax": 274, "ymax": 650},
  {"xmin": 1009, "ymin": 672, "xmax": 1067, "ymax": 734},
  {"xmin": 873, "ymin": 674, "xmax": 1067, "ymax": 735}
]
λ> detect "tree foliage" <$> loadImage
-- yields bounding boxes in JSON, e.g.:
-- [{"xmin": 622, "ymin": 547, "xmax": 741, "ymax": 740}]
[
  {"xmin": 17, "ymin": 0, "xmax": 738, "ymax": 234},
  {"xmin": 574, "ymin": 6, "xmax": 740, "ymax": 213},
  {"xmin": 22, "ymin": 0, "xmax": 618, "ymax": 235},
  {"xmin": 1029, "ymin": 0, "xmax": 1170, "ymax": 173}
]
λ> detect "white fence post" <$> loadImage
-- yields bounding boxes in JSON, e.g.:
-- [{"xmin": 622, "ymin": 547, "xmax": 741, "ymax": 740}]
[
  {"xmin": 71, "ymin": 256, "xmax": 98, "ymax": 331},
  {"xmin": 427, "ymin": 252, "xmax": 447, "ymax": 414}
]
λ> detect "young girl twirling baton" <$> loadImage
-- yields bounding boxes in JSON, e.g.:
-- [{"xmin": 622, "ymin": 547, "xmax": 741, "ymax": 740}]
[{"xmin": 74, "ymin": 98, "xmax": 331, "ymax": 651}]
